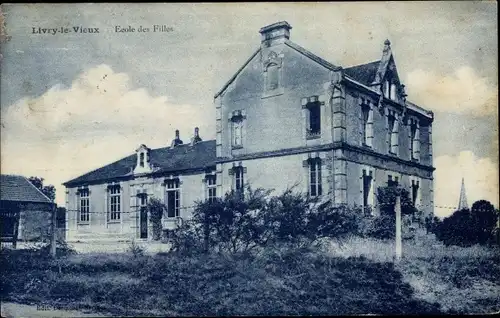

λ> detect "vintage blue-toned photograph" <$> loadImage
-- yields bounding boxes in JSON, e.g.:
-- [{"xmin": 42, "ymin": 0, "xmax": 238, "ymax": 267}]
[{"xmin": 0, "ymin": 2, "xmax": 498, "ymax": 317}]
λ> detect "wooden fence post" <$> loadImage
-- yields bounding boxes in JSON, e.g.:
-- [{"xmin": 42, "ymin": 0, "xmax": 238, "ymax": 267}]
[{"xmin": 50, "ymin": 203, "xmax": 57, "ymax": 257}]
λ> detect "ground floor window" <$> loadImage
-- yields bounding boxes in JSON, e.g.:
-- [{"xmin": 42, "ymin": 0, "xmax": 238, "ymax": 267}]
[{"xmin": 165, "ymin": 179, "xmax": 180, "ymax": 218}]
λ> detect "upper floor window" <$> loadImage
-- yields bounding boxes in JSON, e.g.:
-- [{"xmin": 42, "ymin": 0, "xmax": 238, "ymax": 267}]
[
  {"xmin": 308, "ymin": 158, "xmax": 322, "ymax": 197},
  {"xmin": 205, "ymin": 175, "xmax": 217, "ymax": 203},
  {"xmin": 165, "ymin": 179, "xmax": 180, "ymax": 218},
  {"xmin": 78, "ymin": 188, "xmax": 90, "ymax": 223},
  {"xmin": 108, "ymin": 185, "xmax": 121, "ymax": 222},
  {"xmin": 230, "ymin": 111, "xmax": 246, "ymax": 149},
  {"xmin": 384, "ymin": 74, "xmax": 398, "ymax": 101},
  {"xmin": 232, "ymin": 120, "xmax": 243, "ymax": 147},
  {"xmin": 361, "ymin": 104, "xmax": 373, "ymax": 147},
  {"xmin": 387, "ymin": 113, "xmax": 399, "ymax": 155},
  {"xmin": 266, "ymin": 63, "xmax": 279, "ymax": 91},
  {"xmin": 306, "ymin": 102, "xmax": 321, "ymax": 139},
  {"xmin": 410, "ymin": 120, "xmax": 420, "ymax": 161}
]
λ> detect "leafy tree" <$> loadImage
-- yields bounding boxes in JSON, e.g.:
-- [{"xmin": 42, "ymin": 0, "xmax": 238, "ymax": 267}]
[
  {"xmin": 376, "ymin": 186, "xmax": 416, "ymax": 217},
  {"xmin": 28, "ymin": 176, "xmax": 56, "ymax": 202},
  {"xmin": 470, "ymin": 200, "xmax": 498, "ymax": 245},
  {"xmin": 362, "ymin": 186, "xmax": 417, "ymax": 240},
  {"xmin": 147, "ymin": 197, "xmax": 165, "ymax": 241},
  {"xmin": 433, "ymin": 200, "xmax": 499, "ymax": 247}
]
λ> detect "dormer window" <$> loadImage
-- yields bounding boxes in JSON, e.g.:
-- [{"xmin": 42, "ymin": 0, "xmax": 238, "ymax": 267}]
[
  {"xmin": 139, "ymin": 153, "xmax": 145, "ymax": 167},
  {"xmin": 134, "ymin": 144, "xmax": 152, "ymax": 174}
]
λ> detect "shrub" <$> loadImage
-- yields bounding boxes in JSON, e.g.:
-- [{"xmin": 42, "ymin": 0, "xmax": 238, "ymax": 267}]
[
  {"xmin": 433, "ymin": 200, "xmax": 499, "ymax": 247},
  {"xmin": 377, "ymin": 186, "xmax": 416, "ymax": 217},
  {"xmin": 170, "ymin": 187, "xmax": 362, "ymax": 255},
  {"xmin": 147, "ymin": 197, "xmax": 164, "ymax": 241},
  {"xmin": 127, "ymin": 239, "xmax": 146, "ymax": 258}
]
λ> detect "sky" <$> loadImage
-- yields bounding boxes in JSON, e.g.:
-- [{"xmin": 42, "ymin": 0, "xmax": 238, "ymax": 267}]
[{"xmin": 1, "ymin": 2, "xmax": 498, "ymax": 217}]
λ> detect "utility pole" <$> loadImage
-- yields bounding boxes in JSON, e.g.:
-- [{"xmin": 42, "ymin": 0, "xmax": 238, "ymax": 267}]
[
  {"xmin": 395, "ymin": 194, "xmax": 402, "ymax": 262},
  {"xmin": 50, "ymin": 202, "xmax": 57, "ymax": 257}
]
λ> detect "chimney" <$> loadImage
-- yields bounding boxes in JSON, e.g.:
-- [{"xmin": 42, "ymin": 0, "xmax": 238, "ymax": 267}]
[
  {"xmin": 170, "ymin": 129, "xmax": 183, "ymax": 148},
  {"xmin": 259, "ymin": 21, "xmax": 292, "ymax": 48},
  {"xmin": 190, "ymin": 127, "xmax": 202, "ymax": 146}
]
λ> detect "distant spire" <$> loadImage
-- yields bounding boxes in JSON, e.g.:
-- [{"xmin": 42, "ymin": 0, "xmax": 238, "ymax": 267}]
[{"xmin": 458, "ymin": 177, "xmax": 469, "ymax": 210}]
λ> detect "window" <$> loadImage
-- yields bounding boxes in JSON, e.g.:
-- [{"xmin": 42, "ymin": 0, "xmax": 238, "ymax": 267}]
[
  {"xmin": 232, "ymin": 120, "xmax": 243, "ymax": 147},
  {"xmin": 388, "ymin": 114, "xmax": 398, "ymax": 154},
  {"xmin": 309, "ymin": 158, "xmax": 322, "ymax": 197},
  {"xmin": 234, "ymin": 167, "xmax": 244, "ymax": 193},
  {"xmin": 384, "ymin": 80, "xmax": 390, "ymax": 98},
  {"xmin": 138, "ymin": 193, "xmax": 148, "ymax": 208},
  {"xmin": 362, "ymin": 170, "xmax": 373, "ymax": 215},
  {"xmin": 306, "ymin": 102, "xmax": 321, "ymax": 139},
  {"xmin": 78, "ymin": 188, "xmax": 90, "ymax": 223},
  {"xmin": 108, "ymin": 185, "xmax": 121, "ymax": 221},
  {"xmin": 206, "ymin": 175, "xmax": 217, "ymax": 203},
  {"xmin": 266, "ymin": 63, "xmax": 279, "ymax": 91},
  {"xmin": 139, "ymin": 152, "xmax": 145, "ymax": 167},
  {"xmin": 388, "ymin": 175, "xmax": 399, "ymax": 187},
  {"xmin": 410, "ymin": 121, "xmax": 420, "ymax": 161},
  {"xmin": 390, "ymin": 83, "xmax": 397, "ymax": 100},
  {"xmin": 165, "ymin": 179, "xmax": 180, "ymax": 218},
  {"xmin": 362, "ymin": 104, "xmax": 373, "ymax": 147},
  {"xmin": 411, "ymin": 180, "xmax": 420, "ymax": 206}
]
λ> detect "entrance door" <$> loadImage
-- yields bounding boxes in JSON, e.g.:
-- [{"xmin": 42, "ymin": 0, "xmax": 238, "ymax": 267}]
[{"xmin": 140, "ymin": 207, "xmax": 148, "ymax": 239}]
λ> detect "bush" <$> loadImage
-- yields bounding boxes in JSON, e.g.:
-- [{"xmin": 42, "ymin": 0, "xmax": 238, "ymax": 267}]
[
  {"xmin": 127, "ymin": 239, "xmax": 146, "ymax": 258},
  {"xmin": 377, "ymin": 186, "xmax": 417, "ymax": 217},
  {"xmin": 433, "ymin": 200, "xmax": 499, "ymax": 247},
  {"xmin": 361, "ymin": 215, "xmax": 396, "ymax": 240},
  {"xmin": 147, "ymin": 197, "xmax": 164, "ymax": 241},
  {"xmin": 170, "ymin": 187, "xmax": 362, "ymax": 255}
]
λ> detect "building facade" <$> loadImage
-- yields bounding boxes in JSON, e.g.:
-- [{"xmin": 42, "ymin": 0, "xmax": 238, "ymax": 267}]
[
  {"xmin": 0, "ymin": 174, "xmax": 57, "ymax": 245},
  {"xmin": 64, "ymin": 21, "xmax": 434, "ymax": 242}
]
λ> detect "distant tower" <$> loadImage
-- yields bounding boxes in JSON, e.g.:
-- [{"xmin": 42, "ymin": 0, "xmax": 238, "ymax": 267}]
[{"xmin": 458, "ymin": 177, "xmax": 469, "ymax": 210}]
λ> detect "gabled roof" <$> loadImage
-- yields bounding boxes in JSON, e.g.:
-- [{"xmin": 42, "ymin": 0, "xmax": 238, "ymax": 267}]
[
  {"xmin": 0, "ymin": 175, "xmax": 53, "ymax": 204},
  {"xmin": 214, "ymin": 39, "xmax": 342, "ymax": 99},
  {"xmin": 343, "ymin": 60, "xmax": 380, "ymax": 86},
  {"xmin": 284, "ymin": 40, "xmax": 340, "ymax": 71},
  {"xmin": 63, "ymin": 140, "xmax": 217, "ymax": 187},
  {"xmin": 214, "ymin": 48, "xmax": 261, "ymax": 99}
]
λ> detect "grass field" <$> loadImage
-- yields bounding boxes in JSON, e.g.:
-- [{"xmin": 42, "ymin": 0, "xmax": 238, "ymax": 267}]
[{"xmin": 1, "ymin": 229, "xmax": 499, "ymax": 316}]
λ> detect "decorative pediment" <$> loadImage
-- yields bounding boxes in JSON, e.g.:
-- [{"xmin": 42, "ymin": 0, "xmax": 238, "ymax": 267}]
[{"xmin": 263, "ymin": 51, "xmax": 283, "ymax": 69}]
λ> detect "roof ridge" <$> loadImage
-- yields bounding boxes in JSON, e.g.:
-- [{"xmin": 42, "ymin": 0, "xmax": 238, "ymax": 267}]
[
  {"xmin": 151, "ymin": 138, "xmax": 216, "ymax": 151},
  {"xmin": 284, "ymin": 40, "xmax": 341, "ymax": 71},
  {"xmin": 344, "ymin": 60, "xmax": 381, "ymax": 69},
  {"xmin": 62, "ymin": 152, "xmax": 135, "ymax": 186},
  {"xmin": 214, "ymin": 48, "xmax": 261, "ymax": 99}
]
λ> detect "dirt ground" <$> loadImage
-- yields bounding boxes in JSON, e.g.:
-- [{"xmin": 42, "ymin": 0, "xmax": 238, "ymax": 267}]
[{"xmin": 1, "ymin": 302, "xmax": 110, "ymax": 318}]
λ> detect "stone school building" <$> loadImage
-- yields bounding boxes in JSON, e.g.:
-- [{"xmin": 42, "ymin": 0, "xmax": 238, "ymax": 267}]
[{"xmin": 63, "ymin": 21, "xmax": 434, "ymax": 242}]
